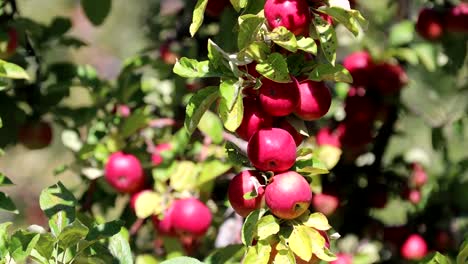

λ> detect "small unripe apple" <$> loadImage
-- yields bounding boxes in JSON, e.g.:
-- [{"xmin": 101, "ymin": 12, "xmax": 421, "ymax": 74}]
[
  {"xmin": 316, "ymin": 127, "xmax": 341, "ymax": 148},
  {"xmin": 104, "ymin": 152, "xmax": 145, "ymax": 193},
  {"xmin": 294, "ymin": 80, "xmax": 331, "ymax": 121},
  {"xmin": 18, "ymin": 121, "xmax": 53, "ymax": 150},
  {"xmin": 259, "ymin": 77, "xmax": 300, "ymax": 117},
  {"xmin": 206, "ymin": 0, "xmax": 231, "ymax": 17},
  {"xmin": 416, "ymin": 8, "xmax": 444, "ymax": 41},
  {"xmin": 343, "ymin": 51, "xmax": 374, "ymax": 87},
  {"xmin": 312, "ymin": 192, "xmax": 339, "ymax": 216},
  {"xmin": 370, "ymin": 63, "xmax": 408, "ymax": 94},
  {"xmin": 264, "ymin": 0, "xmax": 311, "ymax": 36},
  {"xmin": 265, "ymin": 171, "xmax": 312, "ymax": 219},
  {"xmin": 276, "ymin": 118, "xmax": 304, "ymax": 146},
  {"xmin": 236, "ymin": 97, "xmax": 273, "ymax": 141},
  {"xmin": 247, "ymin": 128, "xmax": 297, "ymax": 172},
  {"xmin": 152, "ymin": 205, "xmax": 176, "ymax": 236},
  {"xmin": 411, "ymin": 163, "xmax": 428, "ymax": 188},
  {"xmin": 401, "ymin": 234, "xmax": 428, "ymax": 260},
  {"xmin": 151, "ymin": 143, "xmax": 172, "ymax": 166},
  {"xmin": 330, "ymin": 253, "xmax": 353, "ymax": 264},
  {"xmin": 171, "ymin": 198, "xmax": 212, "ymax": 237},
  {"xmin": 445, "ymin": 3, "xmax": 468, "ymax": 33},
  {"xmin": 228, "ymin": 170, "xmax": 265, "ymax": 217}
]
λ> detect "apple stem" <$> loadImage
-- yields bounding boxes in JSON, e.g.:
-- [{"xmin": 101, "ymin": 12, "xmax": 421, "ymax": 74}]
[
  {"xmin": 130, "ymin": 218, "xmax": 146, "ymax": 236},
  {"xmin": 148, "ymin": 118, "xmax": 177, "ymax": 128}
]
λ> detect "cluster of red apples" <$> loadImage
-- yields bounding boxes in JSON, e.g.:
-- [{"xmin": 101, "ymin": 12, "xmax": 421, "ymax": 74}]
[
  {"xmin": 402, "ymin": 163, "xmax": 428, "ymax": 205},
  {"xmin": 416, "ymin": 2, "xmax": 468, "ymax": 41}
]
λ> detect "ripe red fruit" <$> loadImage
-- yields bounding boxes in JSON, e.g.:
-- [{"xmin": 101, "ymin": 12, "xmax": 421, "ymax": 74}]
[
  {"xmin": 407, "ymin": 189, "xmax": 421, "ymax": 205},
  {"xmin": 416, "ymin": 8, "xmax": 444, "ymax": 41},
  {"xmin": 344, "ymin": 87, "xmax": 378, "ymax": 124},
  {"xmin": 247, "ymin": 128, "xmax": 297, "ymax": 172},
  {"xmin": 113, "ymin": 104, "xmax": 131, "ymax": 117},
  {"xmin": 370, "ymin": 63, "xmax": 408, "ymax": 94},
  {"xmin": 259, "ymin": 77, "xmax": 300, "ymax": 117},
  {"xmin": 159, "ymin": 43, "xmax": 178, "ymax": 64},
  {"xmin": 151, "ymin": 143, "xmax": 172, "ymax": 166},
  {"xmin": 294, "ymin": 80, "xmax": 331, "ymax": 121},
  {"xmin": 312, "ymin": 192, "xmax": 339, "ymax": 216},
  {"xmin": 316, "ymin": 127, "xmax": 341, "ymax": 148},
  {"xmin": 104, "ymin": 152, "xmax": 145, "ymax": 193},
  {"xmin": 206, "ymin": 0, "xmax": 230, "ymax": 17},
  {"xmin": 236, "ymin": 97, "xmax": 273, "ymax": 141},
  {"xmin": 330, "ymin": 253, "xmax": 353, "ymax": 264},
  {"xmin": 343, "ymin": 51, "xmax": 374, "ymax": 87},
  {"xmin": 264, "ymin": 0, "xmax": 311, "ymax": 36},
  {"xmin": 152, "ymin": 206, "xmax": 176, "ymax": 236},
  {"xmin": 445, "ymin": 3, "xmax": 468, "ymax": 33},
  {"xmin": 18, "ymin": 121, "xmax": 53, "ymax": 150},
  {"xmin": 401, "ymin": 234, "xmax": 428, "ymax": 260},
  {"xmin": 276, "ymin": 118, "xmax": 304, "ymax": 146},
  {"xmin": 265, "ymin": 171, "xmax": 312, "ymax": 219},
  {"xmin": 228, "ymin": 170, "xmax": 265, "ymax": 217},
  {"xmin": 170, "ymin": 198, "xmax": 212, "ymax": 237},
  {"xmin": 336, "ymin": 122, "xmax": 373, "ymax": 149},
  {"xmin": 411, "ymin": 163, "xmax": 428, "ymax": 188}
]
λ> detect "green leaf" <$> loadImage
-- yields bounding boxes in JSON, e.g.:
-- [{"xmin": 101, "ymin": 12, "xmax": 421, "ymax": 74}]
[
  {"xmin": 46, "ymin": 17, "xmax": 72, "ymax": 37},
  {"xmin": 9, "ymin": 230, "xmax": 40, "ymax": 262},
  {"xmin": 185, "ymin": 86, "xmax": 219, "ymax": 135},
  {"xmin": 412, "ymin": 43, "xmax": 438, "ymax": 72},
  {"xmin": 256, "ymin": 215, "xmax": 280, "ymax": 240},
  {"xmin": 295, "ymin": 156, "xmax": 329, "ymax": 176},
  {"xmin": 389, "ymin": 21, "xmax": 415, "ymax": 47},
  {"xmin": 240, "ymin": 42, "xmax": 270, "ymax": 61},
  {"xmin": 173, "ymin": 58, "xmax": 220, "ymax": 78},
  {"xmin": 136, "ymin": 254, "xmax": 159, "ymax": 264},
  {"xmin": 0, "ymin": 60, "xmax": 29, "ymax": 79},
  {"xmin": 198, "ymin": 111, "xmax": 224, "ymax": 144},
  {"xmin": 39, "ymin": 182, "xmax": 77, "ymax": 236},
  {"xmin": 230, "ymin": 0, "xmax": 247, "ymax": 12},
  {"xmin": 204, "ymin": 244, "xmax": 244, "ymax": 264},
  {"xmin": 0, "ymin": 222, "xmax": 11, "ymax": 260},
  {"xmin": 424, "ymin": 252, "xmax": 452, "ymax": 264},
  {"xmin": 273, "ymin": 241, "xmax": 296, "ymax": 264},
  {"xmin": 297, "ymin": 36, "xmax": 318, "ymax": 54},
  {"xmin": 34, "ymin": 233, "xmax": 55, "ymax": 260},
  {"xmin": 57, "ymin": 219, "xmax": 89, "ymax": 249},
  {"xmin": 314, "ymin": 246, "xmax": 337, "ymax": 262},
  {"xmin": 238, "ymin": 15, "xmax": 265, "ymax": 50},
  {"xmin": 219, "ymin": 87, "xmax": 243, "ymax": 132},
  {"xmin": 169, "ymin": 161, "xmax": 201, "ymax": 192},
  {"xmin": 81, "ymin": 0, "xmax": 112, "ymax": 26},
  {"xmin": 312, "ymin": 15, "xmax": 337, "ymax": 65},
  {"xmin": 161, "ymin": 256, "xmax": 203, "ymax": 264},
  {"xmin": 308, "ymin": 63, "xmax": 353, "ymax": 83},
  {"xmin": 302, "ymin": 213, "xmax": 331, "ymax": 231},
  {"xmin": 256, "ymin": 53, "xmax": 290, "ymax": 83},
  {"xmin": 0, "ymin": 173, "xmax": 13, "ymax": 186},
  {"xmin": 319, "ymin": 7, "xmax": 368, "ymax": 37},
  {"xmin": 243, "ymin": 241, "xmax": 271, "ymax": 264},
  {"xmin": 190, "ymin": 0, "xmax": 209, "ymax": 37},
  {"xmin": 86, "ymin": 220, "xmax": 125, "ymax": 241},
  {"xmin": 108, "ymin": 228, "xmax": 133, "ymax": 264},
  {"xmin": 269, "ymin": 26, "xmax": 297, "ymax": 52},
  {"xmin": 0, "ymin": 192, "xmax": 18, "ymax": 214},
  {"xmin": 120, "ymin": 108, "xmax": 149, "ymax": 138},
  {"xmin": 242, "ymin": 209, "xmax": 266, "ymax": 246},
  {"xmin": 458, "ymin": 240, "xmax": 468, "ymax": 264},
  {"xmin": 220, "ymin": 78, "xmax": 242, "ymax": 113},
  {"xmin": 289, "ymin": 226, "xmax": 314, "ymax": 262},
  {"xmin": 198, "ymin": 160, "xmax": 232, "ymax": 186}
]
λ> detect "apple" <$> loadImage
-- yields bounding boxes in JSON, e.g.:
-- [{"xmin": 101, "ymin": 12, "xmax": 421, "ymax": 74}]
[
  {"xmin": 228, "ymin": 170, "xmax": 265, "ymax": 217},
  {"xmin": 401, "ymin": 234, "xmax": 428, "ymax": 260},
  {"xmin": 151, "ymin": 143, "xmax": 173, "ymax": 166},
  {"xmin": 312, "ymin": 192, "xmax": 339, "ymax": 216},
  {"xmin": 236, "ymin": 97, "xmax": 273, "ymax": 141},
  {"xmin": 294, "ymin": 80, "xmax": 331, "ymax": 121},
  {"xmin": 152, "ymin": 205, "xmax": 176, "ymax": 236},
  {"xmin": 104, "ymin": 152, "xmax": 145, "ymax": 193},
  {"xmin": 247, "ymin": 128, "xmax": 297, "ymax": 172},
  {"xmin": 259, "ymin": 77, "xmax": 300, "ymax": 117},
  {"xmin": 113, "ymin": 104, "xmax": 131, "ymax": 117},
  {"xmin": 343, "ymin": 51, "xmax": 374, "ymax": 87},
  {"xmin": 206, "ymin": 0, "xmax": 231, "ymax": 17},
  {"xmin": 170, "ymin": 198, "xmax": 212, "ymax": 237},
  {"xmin": 411, "ymin": 163, "xmax": 428, "ymax": 188},
  {"xmin": 336, "ymin": 122, "xmax": 373, "ymax": 149},
  {"xmin": 416, "ymin": 8, "xmax": 444, "ymax": 41},
  {"xmin": 330, "ymin": 253, "xmax": 353, "ymax": 264},
  {"xmin": 344, "ymin": 87, "xmax": 378, "ymax": 124},
  {"xmin": 159, "ymin": 43, "xmax": 178, "ymax": 64},
  {"xmin": 265, "ymin": 171, "xmax": 312, "ymax": 219},
  {"xmin": 276, "ymin": 118, "xmax": 304, "ymax": 146},
  {"xmin": 445, "ymin": 3, "xmax": 468, "ymax": 33},
  {"xmin": 316, "ymin": 127, "xmax": 341, "ymax": 148},
  {"xmin": 434, "ymin": 230, "xmax": 453, "ymax": 252},
  {"xmin": 407, "ymin": 189, "xmax": 421, "ymax": 205},
  {"xmin": 18, "ymin": 121, "xmax": 53, "ymax": 150},
  {"xmin": 370, "ymin": 62, "xmax": 408, "ymax": 94},
  {"xmin": 264, "ymin": 0, "xmax": 311, "ymax": 36}
]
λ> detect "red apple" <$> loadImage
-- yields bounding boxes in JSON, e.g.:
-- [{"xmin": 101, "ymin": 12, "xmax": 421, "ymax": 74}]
[
  {"xmin": 159, "ymin": 43, "xmax": 178, "ymax": 64},
  {"xmin": 407, "ymin": 189, "xmax": 421, "ymax": 205},
  {"xmin": 370, "ymin": 63, "xmax": 408, "ymax": 94},
  {"xmin": 343, "ymin": 51, "xmax": 374, "ymax": 87},
  {"xmin": 247, "ymin": 128, "xmax": 297, "ymax": 172},
  {"xmin": 171, "ymin": 198, "xmax": 212, "ymax": 237},
  {"xmin": 151, "ymin": 143, "xmax": 172, "ymax": 166},
  {"xmin": 18, "ymin": 121, "xmax": 53, "ymax": 150},
  {"xmin": 206, "ymin": 0, "xmax": 231, "ymax": 17},
  {"xmin": 259, "ymin": 77, "xmax": 300, "ymax": 117},
  {"xmin": 416, "ymin": 8, "xmax": 444, "ymax": 41},
  {"xmin": 316, "ymin": 127, "xmax": 341, "ymax": 148},
  {"xmin": 336, "ymin": 122, "xmax": 373, "ymax": 149},
  {"xmin": 294, "ymin": 80, "xmax": 331, "ymax": 121},
  {"xmin": 228, "ymin": 170, "xmax": 265, "ymax": 217},
  {"xmin": 236, "ymin": 97, "xmax": 273, "ymax": 141},
  {"xmin": 265, "ymin": 171, "xmax": 312, "ymax": 219},
  {"xmin": 152, "ymin": 205, "xmax": 176, "ymax": 236},
  {"xmin": 264, "ymin": 0, "xmax": 311, "ymax": 36},
  {"xmin": 411, "ymin": 163, "xmax": 428, "ymax": 188},
  {"xmin": 330, "ymin": 253, "xmax": 353, "ymax": 264},
  {"xmin": 104, "ymin": 152, "xmax": 145, "ymax": 193},
  {"xmin": 312, "ymin": 192, "xmax": 339, "ymax": 216},
  {"xmin": 344, "ymin": 87, "xmax": 378, "ymax": 124},
  {"xmin": 401, "ymin": 234, "xmax": 428, "ymax": 260},
  {"xmin": 276, "ymin": 118, "xmax": 304, "ymax": 146},
  {"xmin": 113, "ymin": 104, "xmax": 131, "ymax": 117},
  {"xmin": 445, "ymin": 3, "xmax": 468, "ymax": 33}
]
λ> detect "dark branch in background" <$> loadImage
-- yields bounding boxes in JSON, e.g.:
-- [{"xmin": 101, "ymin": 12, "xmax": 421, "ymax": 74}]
[
  {"xmin": 80, "ymin": 179, "xmax": 97, "ymax": 213},
  {"xmin": 371, "ymin": 105, "xmax": 399, "ymax": 171}
]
